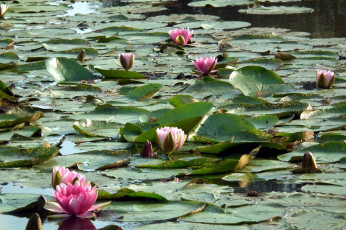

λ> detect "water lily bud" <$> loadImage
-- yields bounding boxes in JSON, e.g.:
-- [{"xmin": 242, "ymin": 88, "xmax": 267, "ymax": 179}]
[
  {"xmin": 25, "ymin": 213, "xmax": 42, "ymax": 230},
  {"xmin": 192, "ymin": 57, "xmax": 218, "ymax": 76},
  {"xmin": 141, "ymin": 140, "xmax": 153, "ymax": 158},
  {"xmin": 302, "ymin": 151, "xmax": 318, "ymax": 170},
  {"xmin": 52, "ymin": 166, "xmax": 86, "ymax": 189},
  {"xmin": 119, "ymin": 53, "xmax": 134, "ymax": 71},
  {"xmin": 156, "ymin": 127, "xmax": 187, "ymax": 154},
  {"xmin": 316, "ymin": 70, "xmax": 335, "ymax": 89},
  {"xmin": 168, "ymin": 28, "xmax": 193, "ymax": 46},
  {"xmin": 77, "ymin": 49, "xmax": 86, "ymax": 63},
  {"xmin": 0, "ymin": 4, "xmax": 9, "ymax": 18}
]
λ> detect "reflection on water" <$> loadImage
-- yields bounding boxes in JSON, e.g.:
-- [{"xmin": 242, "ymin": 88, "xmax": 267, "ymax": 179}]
[
  {"xmin": 64, "ymin": 2, "xmax": 101, "ymax": 17},
  {"xmin": 101, "ymin": 0, "xmax": 346, "ymax": 38}
]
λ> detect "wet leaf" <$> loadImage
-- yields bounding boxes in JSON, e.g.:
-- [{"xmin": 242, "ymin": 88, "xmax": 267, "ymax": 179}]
[
  {"xmin": 45, "ymin": 57, "xmax": 95, "ymax": 83},
  {"xmin": 0, "ymin": 146, "xmax": 59, "ymax": 168},
  {"xmin": 229, "ymin": 66, "xmax": 294, "ymax": 97},
  {"xmin": 95, "ymin": 68, "xmax": 147, "ymax": 79}
]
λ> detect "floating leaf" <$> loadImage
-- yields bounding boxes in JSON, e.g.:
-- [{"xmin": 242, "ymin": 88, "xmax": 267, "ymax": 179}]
[
  {"xmin": 0, "ymin": 112, "xmax": 43, "ymax": 129},
  {"xmin": 98, "ymin": 188, "xmax": 167, "ymax": 201},
  {"xmin": 45, "ymin": 57, "xmax": 95, "ymax": 83},
  {"xmin": 0, "ymin": 52, "xmax": 19, "ymax": 70},
  {"xmin": 73, "ymin": 120, "xmax": 120, "ymax": 137},
  {"xmin": 0, "ymin": 146, "xmax": 59, "ymax": 168},
  {"xmin": 278, "ymin": 141, "xmax": 346, "ymax": 163},
  {"xmin": 95, "ymin": 68, "xmax": 147, "ymax": 79},
  {"xmin": 169, "ymin": 95, "xmax": 199, "ymax": 107},
  {"xmin": 195, "ymin": 113, "xmax": 269, "ymax": 143},
  {"xmin": 126, "ymin": 83, "xmax": 163, "ymax": 101},
  {"xmin": 229, "ymin": 66, "xmax": 293, "ymax": 97}
]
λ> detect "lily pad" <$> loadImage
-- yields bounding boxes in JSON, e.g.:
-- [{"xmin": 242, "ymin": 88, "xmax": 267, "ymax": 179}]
[
  {"xmin": 45, "ymin": 57, "xmax": 95, "ymax": 83},
  {"xmin": 95, "ymin": 68, "xmax": 147, "ymax": 79},
  {"xmin": 0, "ymin": 52, "xmax": 19, "ymax": 70},
  {"xmin": 195, "ymin": 113, "xmax": 269, "ymax": 143},
  {"xmin": 73, "ymin": 120, "xmax": 120, "ymax": 137},
  {"xmin": 181, "ymin": 204, "xmax": 284, "ymax": 224},
  {"xmin": 113, "ymin": 201, "xmax": 206, "ymax": 222},
  {"xmin": 229, "ymin": 66, "xmax": 293, "ymax": 97},
  {"xmin": 278, "ymin": 141, "xmax": 346, "ymax": 163},
  {"xmin": 126, "ymin": 83, "xmax": 163, "ymax": 101},
  {"xmin": 0, "ymin": 146, "xmax": 59, "ymax": 168},
  {"xmin": 239, "ymin": 6, "xmax": 314, "ymax": 15}
]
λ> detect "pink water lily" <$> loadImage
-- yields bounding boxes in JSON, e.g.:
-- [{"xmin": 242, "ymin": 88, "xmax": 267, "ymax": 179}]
[
  {"xmin": 52, "ymin": 166, "xmax": 86, "ymax": 189},
  {"xmin": 45, "ymin": 181, "xmax": 110, "ymax": 218},
  {"xmin": 156, "ymin": 127, "xmax": 187, "ymax": 154},
  {"xmin": 316, "ymin": 69, "xmax": 335, "ymax": 89},
  {"xmin": 0, "ymin": 4, "xmax": 9, "ymax": 18},
  {"xmin": 168, "ymin": 28, "xmax": 193, "ymax": 46},
  {"xmin": 192, "ymin": 57, "xmax": 218, "ymax": 76},
  {"xmin": 119, "ymin": 53, "xmax": 134, "ymax": 71}
]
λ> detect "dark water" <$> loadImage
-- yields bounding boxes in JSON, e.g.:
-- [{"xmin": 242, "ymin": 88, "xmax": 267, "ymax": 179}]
[{"xmin": 103, "ymin": 0, "xmax": 346, "ymax": 38}]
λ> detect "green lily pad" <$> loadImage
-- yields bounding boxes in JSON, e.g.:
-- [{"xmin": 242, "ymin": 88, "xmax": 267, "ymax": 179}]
[
  {"xmin": 136, "ymin": 158, "xmax": 220, "ymax": 169},
  {"xmin": 181, "ymin": 204, "xmax": 283, "ymax": 224},
  {"xmin": 0, "ymin": 146, "xmax": 59, "ymax": 168},
  {"xmin": 42, "ymin": 38, "xmax": 91, "ymax": 52},
  {"xmin": 0, "ymin": 112, "xmax": 43, "ymax": 129},
  {"xmin": 0, "ymin": 52, "xmax": 19, "ymax": 70},
  {"xmin": 111, "ymin": 201, "xmax": 206, "ymax": 222},
  {"xmin": 45, "ymin": 57, "xmax": 95, "ymax": 83},
  {"xmin": 237, "ymin": 159, "xmax": 293, "ymax": 173},
  {"xmin": 229, "ymin": 66, "xmax": 293, "ymax": 97},
  {"xmin": 39, "ymin": 150, "xmax": 130, "ymax": 172},
  {"xmin": 195, "ymin": 113, "xmax": 269, "ymax": 143},
  {"xmin": 278, "ymin": 141, "xmax": 346, "ymax": 163},
  {"xmin": 221, "ymin": 101, "xmax": 308, "ymax": 118},
  {"xmin": 98, "ymin": 188, "xmax": 167, "ymax": 201},
  {"xmin": 74, "ymin": 104, "xmax": 150, "ymax": 124},
  {"xmin": 0, "ymin": 194, "xmax": 45, "ymax": 213},
  {"xmin": 126, "ymin": 83, "xmax": 163, "ymax": 101},
  {"xmin": 95, "ymin": 68, "xmax": 147, "ymax": 79},
  {"xmin": 169, "ymin": 95, "xmax": 199, "ymax": 107},
  {"xmin": 190, "ymin": 159, "xmax": 239, "ymax": 175},
  {"xmin": 156, "ymin": 102, "xmax": 213, "ymax": 125},
  {"xmin": 239, "ymin": 6, "xmax": 314, "ymax": 15},
  {"xmin": 73, "ymin": 120, "xmax": 120, "ymax": 137}
]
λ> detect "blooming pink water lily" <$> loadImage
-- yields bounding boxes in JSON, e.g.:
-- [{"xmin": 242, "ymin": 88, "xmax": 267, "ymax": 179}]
[
  {"xmin": 168, "ymin": 28, "xmax": 193, "ymax": 46},
  {"xmin": 52, "ymin": 166, "xmax": 86, "ymax": 189},
  {"xmin": 119, "ymin": 53, "xmax": 134, "ymax": 71},
  {"xmin": 156, "ymin": 127, "xmax": 187, "ymax": 154},
  {"xmin": 45, "ymin": 181, "xmax": 110, "ymax": 218},
  {"xmin": 192, "ymin": 57, "xmax": 218, "ymax": 76},
  {"xmin": 0, "ymin": 4, "xmax": 9, "ymax": 18},
  {"xmin": 316, "ymin": 70, "xmax": 335, "ymax": 89}
]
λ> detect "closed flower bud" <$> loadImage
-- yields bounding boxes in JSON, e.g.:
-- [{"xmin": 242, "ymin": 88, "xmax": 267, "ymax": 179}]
[
  {"xmin": 156, "ymin": 127, "xmax": 187, "ymax": 154},
  {"xmin": 0, "ymin": 4, "xmax": 9, "ymax": 18},
  {"xmin": 302, "ymin": 151, "xmax": 318, "ymax": 170},
  {"xmin": 141, "ymin": 140, "xmax": 153, "ymax": 158},
  {"xmin": 119, "ymin": 53, "xmax": 134, "ymax": 71},
  {"xmin": 316, "ymin": 70, "xmax": 335, "ymax": 89}
]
